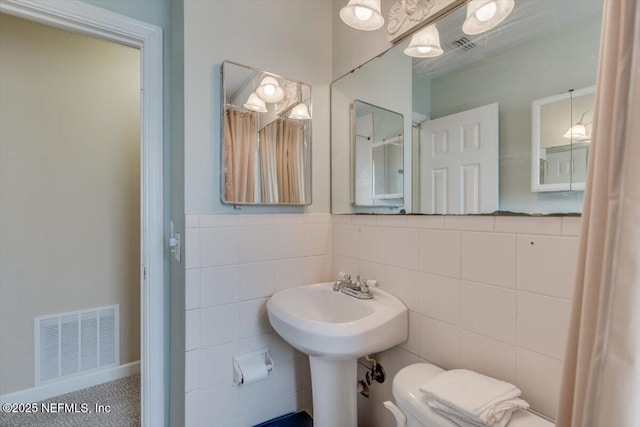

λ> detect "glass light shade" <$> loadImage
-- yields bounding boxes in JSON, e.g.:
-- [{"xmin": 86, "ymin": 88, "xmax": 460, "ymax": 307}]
[
  {"xmin": 563, "ymin": 124, "xmax": 589, "ymax": 140},
  {"xmin": 404, "ymin": 24, "xmax": 444, "ymax": 58},
  {"xmin": 289, "ymin": 103, "xmax": 311, "ymax": 120},
  {"xmin": 243, "ymin": 92, "xmax": 268, "ymax": 113},
  {"xmin": 463, "ymin": 0, "xmax": 515, "ymax": 35},
  {"xmin": 255, "ymin": 76, "xmax": 285, "ymax": 103},
  {"xmin": 340, "ymin": 0, "xmax": 384, "ymax": 31}
]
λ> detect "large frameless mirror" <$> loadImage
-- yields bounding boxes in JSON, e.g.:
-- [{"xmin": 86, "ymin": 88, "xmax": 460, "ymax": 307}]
[
  {"xmin": 330, "ymin": 0, "xmax": 603, "ymax": 215},
  {"xmin": 352, "ymin": 100, "xmax": 404, "ymax": 207},
  {"xmin": 221, "ymin": 61, "xmax": 312, "ymax": 206}
]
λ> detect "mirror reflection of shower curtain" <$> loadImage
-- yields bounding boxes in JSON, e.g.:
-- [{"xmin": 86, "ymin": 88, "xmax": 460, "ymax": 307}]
[
  {"xmin": 258, "ymin": 121, "xmax": 280, "ymax": 203},
  {"xmin": 224, "ymin": 108, "xmax": 257, "ymax": 203},
  {"xmin": 259, "ymin": 119, "xmax": 306, "ymax": 203},
  {"xmin": 282, "ymin": 119, "xmax": 305, "ymax": 203}
]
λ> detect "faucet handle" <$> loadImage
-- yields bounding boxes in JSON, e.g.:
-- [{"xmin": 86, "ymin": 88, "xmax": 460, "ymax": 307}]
[
  {"xmin": 363, "ymin": 279, "xmax": 379, "ymax": 288},
  {"xmin": 338, "ymin": 271, "xmax": 351, "ymax": 281}
]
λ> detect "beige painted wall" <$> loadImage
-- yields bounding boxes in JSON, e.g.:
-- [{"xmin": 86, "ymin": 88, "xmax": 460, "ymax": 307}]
[{"xmin": 0, "ymin": 14, "xmax": 141, "ymax": 394}]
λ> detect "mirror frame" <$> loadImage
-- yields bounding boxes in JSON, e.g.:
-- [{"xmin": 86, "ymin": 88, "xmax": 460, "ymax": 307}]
[
  {"xmin": 531, "ymin": 85, "xmax": 595, "ymax": 193},
  {"xmin": 350, "ymin": 99, "xmax": 405, "ymax": 208},
  {"xmin": 220, "ymin": 60, "xmax": 313, "ymax": 207}
]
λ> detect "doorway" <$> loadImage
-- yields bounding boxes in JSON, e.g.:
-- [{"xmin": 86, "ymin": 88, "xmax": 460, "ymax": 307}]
[{"xmin": 0, "ymin": 1, "xmax": 164, "ymax": 426}]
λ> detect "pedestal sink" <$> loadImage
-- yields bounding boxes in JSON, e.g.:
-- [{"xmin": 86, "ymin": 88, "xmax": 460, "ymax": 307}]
[{"xmin": 267, "ymin": 282, "xmax": 408, "ymax": 427}]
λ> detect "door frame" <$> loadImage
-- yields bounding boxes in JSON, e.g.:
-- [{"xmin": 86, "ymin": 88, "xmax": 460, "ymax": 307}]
[{"xmin": 0, "ymin": 1, "xmax": 165, "ymax": 426}]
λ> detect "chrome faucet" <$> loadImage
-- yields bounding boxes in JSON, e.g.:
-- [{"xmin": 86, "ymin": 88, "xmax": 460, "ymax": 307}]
[
  {"xmin": 333, "ymin": 273, "xmax": 352, "ymax": 290},
  {"xmin": 333, "ymin": 272, "xmax": 378, "ymax": 299}
]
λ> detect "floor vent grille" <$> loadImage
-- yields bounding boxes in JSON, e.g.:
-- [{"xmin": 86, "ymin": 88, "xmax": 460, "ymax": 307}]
[{"xmin": 35, "ymin": 305, "xmax": 119, "ymax": 385}]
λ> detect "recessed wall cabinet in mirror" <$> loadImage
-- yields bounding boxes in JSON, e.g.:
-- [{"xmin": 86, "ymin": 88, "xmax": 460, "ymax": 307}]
[
  {"xmin": 532, "ymin": 86, "xmax": 595, "ymax": 192},
  {"xmin": 330, "ymin": 0, "xmax": 603, "ymax": 215},
  {"xmin": 221, "ymin": 61, "xmax": 311, "ymax": 206},
  {"xmin": 353, "ymin": 100, "xmax": 404, "ymax": 207}
]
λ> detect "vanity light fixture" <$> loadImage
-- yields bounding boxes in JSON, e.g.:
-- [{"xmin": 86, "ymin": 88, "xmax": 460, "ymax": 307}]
[
  {"xmin": 462, "ymin": 0, "xmax": 515, "ymax": 35},
  {"xmin": 563, "ymin": 110, "xmax": 593, "ymax": 141},
  {"xmin": 243, "ymin": 92, "xmax": 268, "ymax": 113},
  {"xmin": 256, "ymin": 76, "xmax": 285, "ymax": 103},
  {"xmin": 338, "ymin": 0, "xmax": 515, "ymax": 58},
  {"xmin": 289, "ymin": 103, "xmax": 311, "ymax": 120},
  {"xmin": 404, "ymin": 24, "xmax": 444, "ymax": 58},
  {"xmin": 340, "ymin": 0, "xmax": 384, "ymax": 31}
]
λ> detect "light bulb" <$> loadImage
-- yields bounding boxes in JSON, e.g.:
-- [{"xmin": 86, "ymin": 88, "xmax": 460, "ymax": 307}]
[
  {"xmin": 339, "ymin": 0, "xmax": 384, "ymax": 31},
  {"xmin": 475, "ymin": 1, "xmax": 497, "ymax": 22},
  {"xmin": 289, "ymin": 103, "xmax": 310, "ymax": 120},
  {"xmin": 354, "ymin": 6, "xmax": 373, "ymax": 21},
  {"xmin": 243, "ymin": 92, "xmax": 267, "ymax": 113},
  {"xmin": 263, "ymin": 84, "xmax": 276, "ymax": 97},
  {"xmin": 404, "ymin": 24, "xmax": 443, "ymax": 58}
]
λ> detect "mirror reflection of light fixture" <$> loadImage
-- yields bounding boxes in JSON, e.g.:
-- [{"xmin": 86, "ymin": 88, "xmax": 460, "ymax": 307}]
[
  {"xmin": 563, "ymin": 110, "xmax": 593, "ymax": 141},
  {"xmin": 243, "ymin": 92, "xmax": 268, "ymax": 113},
  {"xmin": 340, "ymin": 0, "xmax": 384, "ymax": 31},
  {"xmin": 404, "ymin": 24, "xmax": 444, "ymax": 58},
  {"xmin": 289, "ymin": 103, "xmax": 311, "ymax": 120},
  {"xmin": 462, "ymin": 0, "xmax": 515, "ymax": 35},
  {"xmin": 256, "ymin": 76, "xmax": 285, "ymax": 103}
]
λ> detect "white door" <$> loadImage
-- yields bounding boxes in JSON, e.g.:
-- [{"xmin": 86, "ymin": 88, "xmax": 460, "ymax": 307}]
[{"xmin": 420, "ymin": 103, "xmax": 499, "ymax": 214}]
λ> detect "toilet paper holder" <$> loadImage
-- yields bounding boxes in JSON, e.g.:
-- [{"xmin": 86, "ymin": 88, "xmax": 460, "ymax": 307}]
[{"xmin": 233, "ymin": 347, "xmax": 274, "ymax": 386}]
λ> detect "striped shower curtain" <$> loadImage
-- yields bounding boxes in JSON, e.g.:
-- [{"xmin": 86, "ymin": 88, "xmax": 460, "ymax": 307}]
[
  {"xmin": 224, "ymin": 108, "xmax": 257, "ymax": 203},
  {"xmin": 258, "ymin": 119, "xmax": 306, "ymax": 204}
]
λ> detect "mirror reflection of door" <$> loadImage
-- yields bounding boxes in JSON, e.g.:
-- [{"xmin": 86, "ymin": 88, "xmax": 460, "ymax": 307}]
[
  {"xmin": 419, "ymin": 103, "xmax": 499, "ymax": 214},
  {"xmin": 352, "ymin": 100, "xmax": 404, "ymax": 207}
]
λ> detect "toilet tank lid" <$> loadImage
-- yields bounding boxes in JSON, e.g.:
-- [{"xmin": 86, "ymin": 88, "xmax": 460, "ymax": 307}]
[{"xmin": 391, "ymin": 363, "xmax": 554, "ymax": 427}]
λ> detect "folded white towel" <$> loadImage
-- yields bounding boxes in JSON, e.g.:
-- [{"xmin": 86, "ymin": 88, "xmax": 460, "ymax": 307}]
[
  {"xmin": 420, "ymin": 369, "xmax": 529, "ymax": 427},
  {"xmin": 428, "ymin": 398, "xmax": 526, "ymax": 427}
]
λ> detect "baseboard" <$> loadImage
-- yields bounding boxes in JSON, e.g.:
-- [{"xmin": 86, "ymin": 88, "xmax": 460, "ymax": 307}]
[{"xmin": 0, "ymin": 361, "xmax": 140, "ymax": 404}]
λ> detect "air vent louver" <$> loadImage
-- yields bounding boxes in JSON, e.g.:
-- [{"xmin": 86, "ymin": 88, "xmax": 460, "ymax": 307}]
[
  {"xmin": 452, "ymin": 36, "xmax": 477, "ymax": 51},
  {"xmin": 35, "ymin": 305, "xmax": 119, "ymax": 385}
]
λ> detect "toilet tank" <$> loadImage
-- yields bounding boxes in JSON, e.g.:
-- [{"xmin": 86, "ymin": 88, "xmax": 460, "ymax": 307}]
[{"xmin": 391, "ymin": 363, "xmax": 555, "ymax": 427}]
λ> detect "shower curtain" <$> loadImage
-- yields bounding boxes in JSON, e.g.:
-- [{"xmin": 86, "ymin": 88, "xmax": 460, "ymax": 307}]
[
  {"xmin": 281, "ymin": 119, "xmax": 306, "ymax": 204},
  {"xmin": 258, "ymin": 119, "xmax": 306, "ymax": 204},
  {"xmin": 224, "ymin": 108, "xmax": 257, "ymax": 203},
  {"xmin": 258, "ymin": 120, "xmax": 281, "ymax": 204},
  {"xmin": 556, "ymin": 0, "xmax": 640, "ymax": 426}
]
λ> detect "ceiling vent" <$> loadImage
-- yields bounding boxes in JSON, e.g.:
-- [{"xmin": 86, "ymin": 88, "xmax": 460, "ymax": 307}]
[{"xmin": 452, "ymin": 36, "xmax": 477, "ymax": 51}]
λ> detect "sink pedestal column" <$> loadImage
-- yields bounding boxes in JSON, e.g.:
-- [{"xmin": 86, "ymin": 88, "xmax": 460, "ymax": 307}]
[{"xmin": 309, "ymin": 356, "xmax": 357, "ymax": 427}]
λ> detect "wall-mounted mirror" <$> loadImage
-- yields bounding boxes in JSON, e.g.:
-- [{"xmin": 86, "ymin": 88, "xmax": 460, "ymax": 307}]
[
  {"xmin": 332, "ymin": 45, "xmax": 412, "ymax": 214},
  {"xmin": 532, "ymin": 86, "xmax": 595, "ymax": 192},
  {"xmin": 353, "ymin": 100, "xmax": 404, "ymax": 207},
  {"xmin": 331, "ymin": 0, "xmax": 603, "ymax": 215},
  {"xmin": 221, "ymin": 61, "xmax": 312, "ymax": 206}
]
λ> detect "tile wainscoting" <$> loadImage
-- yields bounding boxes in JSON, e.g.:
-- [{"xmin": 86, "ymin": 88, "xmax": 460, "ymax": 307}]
[
  {"xmin": 184, "ymin": 213, "xmax": 332, "ymax": 427},
  {"xmin": 183, "ymin": 213, "xmax": 580, "ymax": 427},
  {"xmin": 333, "ymin": 215, "xmax": 580, "ymax": 427}
]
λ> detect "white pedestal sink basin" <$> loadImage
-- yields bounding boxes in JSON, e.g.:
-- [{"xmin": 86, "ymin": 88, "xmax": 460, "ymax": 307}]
[{"xmin": 267, "ymin": 282, "xmax": 408, "ymax": 427}]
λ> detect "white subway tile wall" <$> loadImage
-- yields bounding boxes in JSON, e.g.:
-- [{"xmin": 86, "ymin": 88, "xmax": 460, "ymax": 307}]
[
  {"xmin": 184, "ymin": 214, "xmax": 332, "ymax": 427},
  {"xmin": 184, "ymin": 214, "xmax": 579, "ymax": 426},
  {"xmin": 331, "ymin": 215, "xmax": 580, "ymax": 423}
]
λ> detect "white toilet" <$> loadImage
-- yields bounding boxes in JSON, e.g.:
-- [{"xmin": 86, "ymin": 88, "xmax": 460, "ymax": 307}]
[{"xmin": 384, "ymin": 363, "xmax": 554, "ymax": 427}]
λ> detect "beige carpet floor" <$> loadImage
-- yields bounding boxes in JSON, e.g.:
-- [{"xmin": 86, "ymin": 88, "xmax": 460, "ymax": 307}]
[{"xmin": 0, "ymin": 374, "xmax": 140, "ymax": 427}]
